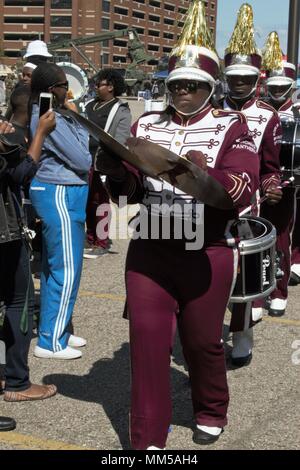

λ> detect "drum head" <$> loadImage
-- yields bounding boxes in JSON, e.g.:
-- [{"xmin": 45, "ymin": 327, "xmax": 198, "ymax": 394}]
[
  {"xmin": 280, "ymin": 119, "xmax": 300, "ymax": 185},
  {"xmin": 57, "ymin": 62, "xmax": 88, "ymax": 102},
  {"xmin": 238, "ymin": 217, "xmax": 268, "ymax": 240},
  {"xmin": 235, "ymin": 215, "xmax": 276, "ymax": 254}
]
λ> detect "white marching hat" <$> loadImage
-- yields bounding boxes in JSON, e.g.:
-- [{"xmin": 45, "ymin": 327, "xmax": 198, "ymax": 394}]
[
  {"xmin": 224, "ymin": 3, "xmax": 261, "ymax": 76},
  {"xmin": 266, "ymin": 62, "xmax": 296, "ymax": 86},
  {"xmin": 262, "ymin": 32, "xmax": 296, "ymax": 87},
  {"xmin": 166, "ymin": 0, "xmax": 219, "ymax": 89}
]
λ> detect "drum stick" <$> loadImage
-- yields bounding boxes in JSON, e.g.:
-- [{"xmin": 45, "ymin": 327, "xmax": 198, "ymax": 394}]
[{"xmin": 239, "ymin": 177, "xmax": 295, "ymax": 216}]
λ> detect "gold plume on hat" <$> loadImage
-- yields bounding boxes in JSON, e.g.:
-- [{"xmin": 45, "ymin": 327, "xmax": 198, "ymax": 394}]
[
  {"xmin": 262, "ymin": 31, "xmax": 283, "ymax": 71},
  {"xmin": 226, "ymin": 3, "xmax": 259, "ymax": 55},
  {"xmin": 171, "ymin": 0, "xmax": 217, "ymax": 57}
]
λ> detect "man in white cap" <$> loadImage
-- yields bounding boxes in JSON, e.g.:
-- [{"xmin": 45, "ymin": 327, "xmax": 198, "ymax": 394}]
[
  {"xmin": 23, "ymin": 40, "xmax": 52, "ymax": 66},
  {"xmin": 258, "ymin": 32, "xmax": 300, "ymax": 313},
  {"xmin": 222, "ymin": 4, "xmax": 282, "ymax": 367},
  {"xmin": 99, "ymin": 0, "xmax": 259, "ymax": 449}
]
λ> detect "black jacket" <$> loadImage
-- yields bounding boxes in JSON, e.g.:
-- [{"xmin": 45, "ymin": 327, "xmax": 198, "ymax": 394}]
[{"xmin": 0, "ymin": 144, "xmax": 36, "ymax": 244}]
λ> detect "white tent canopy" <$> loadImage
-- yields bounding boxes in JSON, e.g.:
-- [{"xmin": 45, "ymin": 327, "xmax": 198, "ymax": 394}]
[{"xmin": 0, "ymin": 64, "xmax": 13, "ymax": 76}]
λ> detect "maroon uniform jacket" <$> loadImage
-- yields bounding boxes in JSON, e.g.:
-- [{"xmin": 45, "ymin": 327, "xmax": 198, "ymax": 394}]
[
  {"xmin": 107, "ymin": 105, "xmax": 260, "ymax": 246},
  {"xmin": 224, "ymin": 97, "xmax": 282, "ymax": 193}
]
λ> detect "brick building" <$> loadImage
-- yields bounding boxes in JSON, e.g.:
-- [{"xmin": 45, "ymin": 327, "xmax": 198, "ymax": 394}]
[{"xmin": 0, "ymin": 0, "xmax": 217, "ymax": 72}]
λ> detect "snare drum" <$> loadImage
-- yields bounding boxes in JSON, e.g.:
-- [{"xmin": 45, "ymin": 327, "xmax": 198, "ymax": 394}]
[
  {"xmin": 230, "ymin": 215, "xmax": 277, "ymax": 303},
  {"xmin": 280, "ymin": 119, "xmax": 300, "ymax": 186}
]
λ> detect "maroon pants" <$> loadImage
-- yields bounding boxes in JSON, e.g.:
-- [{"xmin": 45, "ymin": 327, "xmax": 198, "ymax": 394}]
[
  {"xmin": 292, "ymin": 192, "xmax": 300, "ymax": 265},
  {"xmin": 126, "ymin": 238, "xmax": 236, "ymax": 449},
  {"xmin": 86, "ymin": 168, "xmax": 111, "ymax": 248}
]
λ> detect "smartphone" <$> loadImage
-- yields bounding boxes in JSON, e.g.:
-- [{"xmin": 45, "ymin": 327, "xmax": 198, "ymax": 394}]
[{"xmin": 39, "ymin": 92, "xmax": 53, "ymax": 118}]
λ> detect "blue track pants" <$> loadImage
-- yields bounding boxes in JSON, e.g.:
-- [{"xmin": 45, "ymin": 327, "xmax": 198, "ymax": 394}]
[{"xmin": 30, "ymin": 179, "xmax": 88, "ymax": 352}]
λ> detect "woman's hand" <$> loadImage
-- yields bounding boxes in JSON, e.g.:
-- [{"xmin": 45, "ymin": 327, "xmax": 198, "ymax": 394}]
[
  {"xmin": 28, "ymin": 111, "xmax": 56, "ymax": 163},
  {"xmin": 36, "ymin": 110, "xmax": 56, "ymax": 138},
  {"xmin": 0, "ymin": 120, "xmax": 15, "ymax": 153},
  {"xmin": 63, "ymin": 99, "xmax": 78, "ymax": 113},
  {"xmin": 185, "ymin": 150, "xmax": 208, "ymax": 172},
  {"xmin": 0, "ymin": 120, "xmax": 15, "ymax": 135}
]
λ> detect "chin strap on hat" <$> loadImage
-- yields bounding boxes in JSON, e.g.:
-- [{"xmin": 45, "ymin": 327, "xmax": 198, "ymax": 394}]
[
  {"xmin": 228, "ymin": 76, "xmax": 259, "ymax": 102},
  {"xmin": 267, "ymin": 83, "xmax": 294, "ymax": 103},
  {"xmin": 170, "ymin": 86, "xmax": 215, "ymax": 116}
]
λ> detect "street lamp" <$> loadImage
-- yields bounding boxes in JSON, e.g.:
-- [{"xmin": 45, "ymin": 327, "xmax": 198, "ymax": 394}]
[{"xmin": 287, "ymin": 0, "xmax": 300, "ymax": 68}]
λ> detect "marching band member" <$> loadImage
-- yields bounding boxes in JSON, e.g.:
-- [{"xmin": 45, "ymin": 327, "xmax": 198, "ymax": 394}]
[
  {"xmin": 257, "ymin": 32, "xmax": 300, "ymax": 315},
  {"xmin": 221, "ymin": 5, "xmax": 282, "ymax": 366},
  {"xmin": 100, "ymin": 0, "xmax": 259, "ymax": 449}
]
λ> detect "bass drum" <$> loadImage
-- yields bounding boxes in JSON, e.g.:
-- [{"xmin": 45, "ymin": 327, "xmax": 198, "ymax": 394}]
[
  {"xmin": 280, "ymin": 119, "xmax": 300, "ymax": 186},
  {"xmin": 57, "ymin": 62, "xmax": 88, "ymax": 103},
  {"xmin": 230, "ymin": 215, "xmax": 277, "ymax": 303}
]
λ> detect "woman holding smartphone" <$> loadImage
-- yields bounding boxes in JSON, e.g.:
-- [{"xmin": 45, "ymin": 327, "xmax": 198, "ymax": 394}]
[{"xmin": 29, "ymin": 63, "xmax": 92, "ymax": 360}]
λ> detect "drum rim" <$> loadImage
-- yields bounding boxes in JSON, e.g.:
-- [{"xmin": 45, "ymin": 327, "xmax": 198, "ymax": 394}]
[{"xmin": 236, "ymin": 215, "xmax": 276, "ymax": 254}]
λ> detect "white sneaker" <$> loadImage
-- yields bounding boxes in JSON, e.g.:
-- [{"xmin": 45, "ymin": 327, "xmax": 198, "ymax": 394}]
[
  {"xmin": 68, "ymin": 334, "xmax": 87, "ymax": 348},
  {"xmin": 268, "ymin": 298, "xmax": 287, "ymax": 317},
  {"xmin": 270, "ymin": 298, "xmax": 287, "ymax": 310},
  {"xmin": 291, "ymin": 263, "xmax": 300, "ymax": 277},
  {"xmin": 34, "ymin": 345, "xmax": 82, "ymax": 360},
  {"xmin": 83, "ymin": 247, "xmax": 109, "ymax": 259},
  {"xmin": 232, "ymin": 328, "xmax": 253, "ymax": 358}
]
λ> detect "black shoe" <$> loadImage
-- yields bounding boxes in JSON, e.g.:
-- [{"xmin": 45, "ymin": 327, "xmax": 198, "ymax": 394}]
[
  {"xmin": 231, "ymin": 352, "xmax": 252, "ymax": 368},
  {"xmin": 268, "ymin": 308, "xmax": 285, "ymax": 317},
  {"xmin": 289, "ymin": 272, "xmax": 300, "ymax": 286},
  {"xmin": 0, "ymin": 416, "xmax": 16, "ymax": 432},
  {"xmin": 193, "ymin": 427, "xmax": 223, "ymax": 445}
]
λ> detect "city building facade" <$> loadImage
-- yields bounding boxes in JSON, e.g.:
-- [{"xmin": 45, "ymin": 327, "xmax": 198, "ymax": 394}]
[{"xmin": 0, "ymin": 0, "xmax": 217, "ymax": 72}]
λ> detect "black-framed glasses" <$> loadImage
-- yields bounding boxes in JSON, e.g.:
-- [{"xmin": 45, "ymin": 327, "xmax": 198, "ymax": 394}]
[
  {"xmin": 167, "ymin": 80, "xmax": 203, "ymax": 94},
  {"xmin": 51, "ymin": 81, "xmax": 69, "ymax": 90}
]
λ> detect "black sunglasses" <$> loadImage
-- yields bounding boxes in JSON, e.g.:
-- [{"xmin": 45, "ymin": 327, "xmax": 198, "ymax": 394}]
[
  {"xmin": 51, "ymin": 81, "xmax": 69, "ymax": 90},
  {"xmin": 167, "ymin": 80, "xmax": 203, "ymax": 94},
  {"xmin": 96, "ymin": 82, "xmax": 110, "ymax": 88}
]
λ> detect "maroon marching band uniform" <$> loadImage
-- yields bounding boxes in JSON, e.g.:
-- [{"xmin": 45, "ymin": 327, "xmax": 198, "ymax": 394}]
[
  {"xmin": 106, "ymin": 105, "xmax": 259, "ymax": 449},
  {"xmin": 254, "ymin": 99, "xmax": 300, "ymax": 309},
  {"xmin": 284, "ymin": 101, "xmax": 300, "ymax": 278},
  {"xmin": 223, "ymin": 97, "xmax": 282, "ymax": 330}
]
